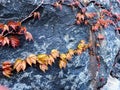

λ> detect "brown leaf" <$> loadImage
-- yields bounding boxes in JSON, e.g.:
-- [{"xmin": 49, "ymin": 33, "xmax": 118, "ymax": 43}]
[
  {"xmin": 59, "ymin": 59, "xmax": 67, "ymax": 69},
  {"xmin": 39, "ymin": 64, "xmax": 48, "ymax": 72},
  {"xmin": 24, "ymin": 31, "xmax": 33, "ymax": 41},
  {"xmin": 9, "ymin": 36, "xmax": 20, "ymax": 48}
]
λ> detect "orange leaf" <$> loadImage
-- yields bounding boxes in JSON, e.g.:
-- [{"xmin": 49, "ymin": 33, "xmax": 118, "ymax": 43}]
[
  {"xmin": 66, "ymin": 53, "xmax": 72, "ymax": 60},
  {"xmin": 21, "ymin": 60, "xmax": 26, "ymax": 71},
  {"xmin": 4, "ymin": 25, "xmax": 9, "ymax": 31},
  {"xmin": 26, "ymin": 54, "xmax": 37, "ymax": 66},
  {"xmin": 51, "ymin": 49, "xmax": 59, "ymax": 59},
  {"xmin": 48, "ymin": 55, "xmax": 55, "ymax": 66},
  {"xmin": 15, "ymin": 63, "xmax": 22, "ymax": 72},
  {"xmin": 10, "ymin": 36, "xmax": 20, "ymax": 48},
  {"xmin": 59, "ymin": 59, "xmax": 67, "ymax": 69},
  {"xmin": 39, "ymin": 64, "xmax": 48, "ymax": 72},
  {"xmin": 13, "ymin": 59, "xmax": 22, "ymax": 69},
  {"xmin": 24, "ymin": 31, "xmax": 33, "ymax": 41}
]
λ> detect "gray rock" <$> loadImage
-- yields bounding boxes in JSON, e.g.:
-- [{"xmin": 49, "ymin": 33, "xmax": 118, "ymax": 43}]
[{"xmin": 0, "ymin": 0, "xmax": 120, "ymax": 90}]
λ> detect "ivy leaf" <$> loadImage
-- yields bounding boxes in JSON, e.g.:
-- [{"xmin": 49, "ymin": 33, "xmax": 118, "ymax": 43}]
[
  {"xmin": 37, "ymin": 54, "xmax": 49, "ymax": 65},
  {"xmin": 24, "ymin": 31, "xmax": 33, "ymax": 41},
  {"xmin": 97, "ymin": 34, "xmax": 104, "ymax": 40},
  {"xmin": 66, "ymin": 53, "xmax": 72, "ymax": 60},
  {"xmin": 59, "ymin": 59, "xmax": 67, "ymax": 69},
  {"xmin": 48, "ymin": 55, "xmax": 55, "ymax": 66},
  {"xmin": 21, "ymin": 60, "xmax": 26, "ymax": 71},
  {"xmin": 7, "ymin": 21, "xmax": 21, "ymax": 30},
  {"xmin": 10, "ymin": 36, "xmax": 20, "ymax": 48},
  {"xmin": 50, "ymin": 49, "xmax": 59, "ymax": 59},
  {"xmin": 3, "ymin": 70, "xmax": 11, "ymax": 78},
  {"xmin": 13, "ymin": 59, "xmax": 22, "ymax": 69},
  {"xmin": 26, "ymin": 54, "xmax": 38, "ymax": 66},
  {"xmin": 0, "ymin": 36, "xmax": 9, "ymax": 46},
  {"xmin": 33, "ymin": 12, "xmax": 40, "ymax": 20},
  {"xmin": 39, "ymin": 64, "xmax": 48, "ymax": 72}
]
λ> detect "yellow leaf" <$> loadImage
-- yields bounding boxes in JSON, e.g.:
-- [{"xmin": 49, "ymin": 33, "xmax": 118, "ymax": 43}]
[
  {"xmin": 60, "ymin": 54, "xmax": 66, "ymax": 60},
  {"xmin": 37, "ymin": 54, "xmax": 49, "ymax": 65}
]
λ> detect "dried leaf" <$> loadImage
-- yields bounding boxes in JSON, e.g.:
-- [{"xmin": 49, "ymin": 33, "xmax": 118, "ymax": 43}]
[
  {"xmin": 26, "ymin": 54, "xmax": 37, "ymax": 66},
  {"xmin": 85, "ymin": 12, "xmax": 96, "ymax": 19},
  {"xmin": 7, "ymin": 21, "xmax": 21, "ymax": 30},
  {"xmin": 4, "ymin": 25, "xmax": 9, "ymax": 31},
  {"xmin": 60, "ymin": 54, "xmax": 66, "ymax": 60},
  {"xmin": 3, "ymin": 70, "xmax": 11, "ymax": 78},
  {"xmin": 33, "ymin": 12, "xmax": 40, "ymax": 19},
  {"xmin": 10, "ymin": 36, "xmax": 20, "ymax": 48},
  {"xmin": 97, "ymin": 34, "xmax": 104, "ymax": 40},
  {"xmin": 25, "ymin": 31, "xmax": 33, "ymax": 41},
  {"xmin": 68, "ymin": 49, "xmax": 74, "ymax": 56},
  {"xmin": 39, "ymin": 64, "xmax": 48, "ymax": 72},
  {"xmin": 2, "ymin": 61, "xmax": 11, "ymax": 66},
  {"xmin": 13, "ymin": 59, "xmax": 22, "ymax": 69},
  {"xmin": 48, "ymin": 55, "xmax": 55, "ymax": 66},
  {"xmin": 66, "ymin": 53, "xmax": 72, "ymax": 60},
  {"xmin": 37, "ymin": 54, "xmax": 48, "ymax": 65},
  {"xmin": 15, "ymin": 63, "xmax": 22, "ymax": 72},
  {"xmin": 21, "ymin": 60, "xmax": 26, "ymax": 71},
  {"xmin": 59, "ymin": 59, "xmax": 67, "ymax": 69},
  {"xmin": 51, "ymin": 49, "xmax": 59, "ymax": 59}
]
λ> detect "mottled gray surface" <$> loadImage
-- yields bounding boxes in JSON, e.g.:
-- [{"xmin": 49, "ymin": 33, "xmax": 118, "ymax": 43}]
[{"xmin": 0, "ymin": 0, "xmax": 120, "ymax": 90}]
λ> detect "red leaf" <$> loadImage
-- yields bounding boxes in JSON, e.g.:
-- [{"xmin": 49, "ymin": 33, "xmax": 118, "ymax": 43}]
[
  {"xmin": 0, "ymin": 36, "xmax": 9, "ymax": 46},
  {"xmin": 97, "ymin": 34, "xmax": 104, "ymax": 40},
  {"xmin": 25, "ymin": 32, "xmax": 33, "ymax": 41},
  {"xmin": 10, "ymin": 36, "xmax": 20, "ymax": 48},
  {"xmin": 7, "ymin": 21, "xmax": 21, "ymax": 30}
]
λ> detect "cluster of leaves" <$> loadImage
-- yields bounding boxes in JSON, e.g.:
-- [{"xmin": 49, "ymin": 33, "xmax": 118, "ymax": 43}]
[
  {"xmin": 0, "ymin": 21, "xmax": 33, "ymax": 48},
  {"xmin": 2, "ymin": 40, "xmax": 89, "ymax": 77}
]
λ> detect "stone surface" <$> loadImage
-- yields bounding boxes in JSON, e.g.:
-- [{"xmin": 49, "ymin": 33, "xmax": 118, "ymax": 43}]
[{"xmin": 0, "ymin": 0, "xmax": 120, "ymax": 90}]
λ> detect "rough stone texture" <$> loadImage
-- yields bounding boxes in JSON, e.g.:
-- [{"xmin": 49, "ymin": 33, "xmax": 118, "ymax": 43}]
[{"xmin": 0, "ymin": 0, "xmax": 120, "ymax": 90}]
